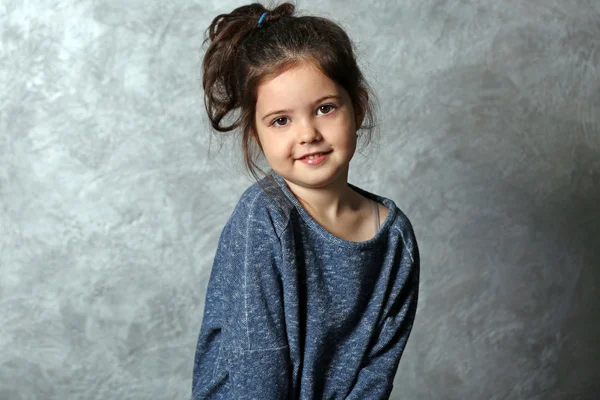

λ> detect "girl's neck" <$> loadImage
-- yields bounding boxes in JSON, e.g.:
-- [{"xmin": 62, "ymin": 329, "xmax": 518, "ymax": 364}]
[
  {"xmin": 283, "ymin": 172, "xmax": 366, "ymax": 222},
  {"xmin": 296, "ymin": 187, "xmax": 366, "ymax": 223}
]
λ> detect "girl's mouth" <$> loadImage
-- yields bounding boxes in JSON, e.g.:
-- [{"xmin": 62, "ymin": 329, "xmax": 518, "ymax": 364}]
[{"xmin": 298, "ymin": 151, "xmax": 332, "ymax": 165}]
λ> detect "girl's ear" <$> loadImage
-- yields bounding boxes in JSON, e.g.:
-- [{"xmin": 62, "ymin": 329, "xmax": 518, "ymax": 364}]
[
  {"xmin": 250, "ymin": 129, "xmax": 263, "ymax": 149},
  {"xmin": 354, "ymin": 105, "xmax": 365, "ymax": 130},
  {"xmin": 354, "ymin": 90, "xmax": 367, "ymax": 129}
]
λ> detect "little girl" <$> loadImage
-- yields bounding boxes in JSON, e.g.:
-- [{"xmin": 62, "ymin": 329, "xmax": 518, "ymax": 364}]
[{"xmin": 191, "ymin": 2, "xmax": 420, "ymax": 399}]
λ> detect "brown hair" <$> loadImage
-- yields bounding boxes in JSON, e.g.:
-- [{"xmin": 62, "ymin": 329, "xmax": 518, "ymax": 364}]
[{"xmin": 201, "ymin": 1, "xmax": 380, "ymax": 183}]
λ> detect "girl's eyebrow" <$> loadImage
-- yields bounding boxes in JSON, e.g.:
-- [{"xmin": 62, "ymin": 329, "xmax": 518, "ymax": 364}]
[{"xmin": 261, "ymin": 95, "xmax": 341, "ymax": 121}]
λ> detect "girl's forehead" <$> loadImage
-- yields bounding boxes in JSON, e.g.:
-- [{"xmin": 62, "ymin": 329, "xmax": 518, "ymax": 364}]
[
  {"xmin": 268, "ymin": 64, "xmax": 329, "ymax": 85},
  {"xmin": 256, "ymin": 64, "xmax": 340, "ymax": 104}
]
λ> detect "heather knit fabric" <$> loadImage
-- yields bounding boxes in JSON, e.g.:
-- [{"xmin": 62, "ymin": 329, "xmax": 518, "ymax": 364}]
[{"xmin": 191, "ymin": 169, "xmax": 420, "ymax": 400}]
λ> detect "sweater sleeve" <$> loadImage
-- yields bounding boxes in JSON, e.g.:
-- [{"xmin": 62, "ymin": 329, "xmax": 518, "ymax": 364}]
[
  {"xmin": 346, "ymin": 224, "xmax": 420, "ymax": 400},
  {"xmin": 191, "ymin": 201, "xmax": 291, "ymax": 400}
]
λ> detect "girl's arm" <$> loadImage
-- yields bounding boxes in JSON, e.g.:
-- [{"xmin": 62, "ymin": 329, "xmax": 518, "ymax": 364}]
[
  {"xmin": 346, "ymin": 224, "xmax": 420, "ymax": 399},
  {"xmin": 191, "ymin": 201, "xmax": 290, "ymax": 400}
]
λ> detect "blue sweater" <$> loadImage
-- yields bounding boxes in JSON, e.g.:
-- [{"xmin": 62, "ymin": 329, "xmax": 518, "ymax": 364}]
[{"xmin": 191, "ymin": 170, "xmax": 420, "ymax": 399}]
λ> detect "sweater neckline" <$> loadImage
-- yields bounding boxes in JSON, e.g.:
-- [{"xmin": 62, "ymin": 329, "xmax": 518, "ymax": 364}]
[{"xmin": 268, "ymin": 170, "xmax": 398, "ymax": 249}]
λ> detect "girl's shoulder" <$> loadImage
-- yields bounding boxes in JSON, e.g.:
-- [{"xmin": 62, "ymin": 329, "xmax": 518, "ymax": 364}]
[{"xmin": 225, "ymin": 176, "xmax": 293, "ymax": 240}]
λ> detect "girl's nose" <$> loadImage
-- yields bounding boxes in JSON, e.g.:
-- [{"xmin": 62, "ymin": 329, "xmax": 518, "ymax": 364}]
[{"xmin": 296, "ymin": 123, "xmax": 321, "ymax": 144}]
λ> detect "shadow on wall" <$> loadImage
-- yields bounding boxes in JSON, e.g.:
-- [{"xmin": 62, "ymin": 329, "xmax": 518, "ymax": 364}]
[{"xmin": 392, "ymin": 53, "xmax": 600, "ymax": 397}]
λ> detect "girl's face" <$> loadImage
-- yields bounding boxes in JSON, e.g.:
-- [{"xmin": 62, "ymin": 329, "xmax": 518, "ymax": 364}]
[{"xmin": 253, "ymin": 62, "xmax": 364, "ymax": 191}]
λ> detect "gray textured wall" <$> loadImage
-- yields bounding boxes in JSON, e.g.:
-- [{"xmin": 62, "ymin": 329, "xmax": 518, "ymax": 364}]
[{"xmin": 1, "ymin": 0, "xmax": 599, "ymax": 399}]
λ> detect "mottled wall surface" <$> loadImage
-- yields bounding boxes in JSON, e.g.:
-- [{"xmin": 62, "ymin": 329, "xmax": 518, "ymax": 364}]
[{"xmin": 1, "ymin": 0, "xmax": 599, "ymax": 399}]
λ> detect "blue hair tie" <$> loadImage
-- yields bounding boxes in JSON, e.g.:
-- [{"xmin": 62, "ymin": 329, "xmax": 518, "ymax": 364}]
[{"xmin": 258, "ymin": 12, "xmax": 267, "ymax": 27}]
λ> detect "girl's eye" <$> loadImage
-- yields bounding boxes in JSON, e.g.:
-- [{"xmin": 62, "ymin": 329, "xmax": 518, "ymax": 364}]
[
  {"xmin": 272, "ymin": 117, "xmax": 289, "ymax": 127},
  {"xmin": 270, "ymin": 104, "xmax": 337, "ymax": 128},
  {"xmin": 318, "ymin": 104, "xmax": 335, "ymax": 115}
]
